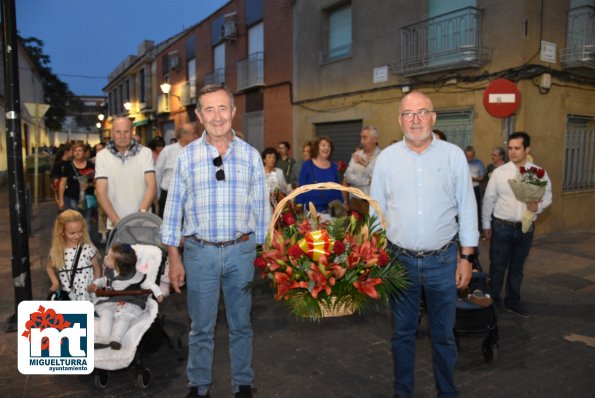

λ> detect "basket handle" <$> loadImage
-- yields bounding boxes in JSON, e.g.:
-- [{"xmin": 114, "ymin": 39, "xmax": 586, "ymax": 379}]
[{"xmin": 269, "ymin": 182, "xmax": 386, "ymax": 238}]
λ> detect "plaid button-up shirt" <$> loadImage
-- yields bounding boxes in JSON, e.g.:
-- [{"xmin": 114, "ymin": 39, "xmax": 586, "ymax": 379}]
[{"xmin": 160, "ymin": 131, "xmax": 270, "ymax": 246}]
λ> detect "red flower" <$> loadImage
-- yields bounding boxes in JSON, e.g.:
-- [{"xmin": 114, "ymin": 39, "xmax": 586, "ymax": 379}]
[
  {"xmin": 288, "ymin": 243, "xmax": 303, "ymax": 258},
  {"xmin": 353, "ymin": 277, "xmax": 383, "ymax": 299},
  {"xmin": 519, "ymin": 166, "xmax": 526, "ymax": 174},
  {"xmin": 254, "ymin": 256, "xmax": 267, "ymax": 269},
  {"xmin": 282, "ymin": 212, "xmax": 296, "ymax": 226},
  {"xmin": 274, "ymin": 272, "xmax": 308, "ymax": 300},
  {"xmin": 337, "ymin": 160, "xmax": 348, "ymax": 172},
  {"xmin": 308, "ymin": 264, "xmax": 333, "ymax": 299},
  {"xmin": 333, "ymin": 240, "xmax": 346, "ymax": 255},
  {"xmin": 536, "ymin": 168, "xmax": 545, "ymax": 178},
  {"xmin": 530, "ymin": 166, "xmax": 537, "ymax": 173},
  {"xmin": 377, "ymin": 251, "xmax": 389, "ymax": 267}
]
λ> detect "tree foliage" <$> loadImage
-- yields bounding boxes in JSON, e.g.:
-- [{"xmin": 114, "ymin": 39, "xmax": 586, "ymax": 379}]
[{"xmin": 20, "ymin": 36, "xmax": 82, "ymax": 131}]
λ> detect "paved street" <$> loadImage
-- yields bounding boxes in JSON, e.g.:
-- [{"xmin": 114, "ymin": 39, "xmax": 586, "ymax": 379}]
[{"xmin": 0, "ymin": 192, "xmax": 594, "ymax": 398}]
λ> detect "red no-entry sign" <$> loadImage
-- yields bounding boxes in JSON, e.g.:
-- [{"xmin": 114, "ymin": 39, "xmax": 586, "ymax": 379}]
[{"xmin": 483, "ymin": 79, "xmax": 521, "ymax": 118}]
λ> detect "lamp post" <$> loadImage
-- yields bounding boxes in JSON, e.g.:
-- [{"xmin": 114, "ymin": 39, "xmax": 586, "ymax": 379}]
[{"xmin": 24, "ymin": 102, "xmax": 50, "ymax": 206}]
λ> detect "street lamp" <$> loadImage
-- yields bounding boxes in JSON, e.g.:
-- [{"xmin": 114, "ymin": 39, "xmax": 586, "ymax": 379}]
[
  {"xmin": 98, "ymin": 113, "xmax": 105, "ymax": 121},
  {"xmin": 24, "ymin": 102, "xmax": 50, "ymax": 206},
  {"xmin": 123, "ymin": 101, "xmax": 132, "ymax": 111},
  {"xmin": 96, "ymin": 122, "xmax": 102, "ymax": 129},
  {"xmin": 160, "ymin": 82, "xmax": 171, "ymax": 94}
]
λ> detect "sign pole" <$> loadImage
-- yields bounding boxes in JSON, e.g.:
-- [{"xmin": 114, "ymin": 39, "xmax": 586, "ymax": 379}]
[
  {"xmin": 2, "ymin": 0, "xmax": 33, "ymax": 332},
  {"xmin": 24, "ymin": 103, "xmax": 50, "ymax": 206}
]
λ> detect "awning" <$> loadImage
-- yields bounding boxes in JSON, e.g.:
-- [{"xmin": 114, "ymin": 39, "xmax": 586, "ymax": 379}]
[{"xmin": 133, "ymin": 118, "xmax": 149, "ymax": 127}]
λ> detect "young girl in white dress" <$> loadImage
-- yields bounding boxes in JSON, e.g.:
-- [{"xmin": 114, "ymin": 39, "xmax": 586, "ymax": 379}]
[{"xmin": 46, "ymin": 209, "xmax": 100, "ymax": 301}]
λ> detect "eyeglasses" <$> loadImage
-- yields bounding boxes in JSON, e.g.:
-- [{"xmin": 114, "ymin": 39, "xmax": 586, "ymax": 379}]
[
  {"xmin": 213, "ymin": 155, "xmax": 225, "ymax": 181},
  {"xmin": 400, "ymin": 109, "xmax": 434, "ymax": 121}
]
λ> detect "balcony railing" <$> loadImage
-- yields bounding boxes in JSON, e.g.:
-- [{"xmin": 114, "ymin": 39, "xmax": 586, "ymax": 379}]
[
  {"xmin": 398, "ymin": 7, "xmax": 490, "ymax": 76},
  {"xmin": 181, "ymin": 80, "xmax": 197, "ymax": 106},
  {"xmin": 204, "ymin": 68, "xmax": 225, "ymax": 85},
  {"xmin": 560, "ymin": 5, "xmax": 595, "ymax": 70},
  {"xmin": 237, "ymin": 52, "xmax": 264, "ymax": 91}
]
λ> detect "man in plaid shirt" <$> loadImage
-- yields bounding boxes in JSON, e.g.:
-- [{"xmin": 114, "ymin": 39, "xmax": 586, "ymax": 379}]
[{"xmin": 161, "ymin": 84, "xmax": 270, "ymax": 398}]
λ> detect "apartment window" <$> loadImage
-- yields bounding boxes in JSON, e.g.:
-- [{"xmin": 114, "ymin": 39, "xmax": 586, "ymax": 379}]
[
  {"xmin": 433, "ymin": 110, "xmax": 474, "ymax": 149},
  {"xmin": 563, "ymin": 115, "xmax": 595, "ymax": 192},
  {"xmin": 139, "ymin": 68, "xmax": 146, "ymax": 103},
  {"xmin": 322, "ymin": 3, "xmax": 352, "ymax": 63},
  {"xmin": 315, "ymin": 120, "xmax": 362, "ymax": 163}
]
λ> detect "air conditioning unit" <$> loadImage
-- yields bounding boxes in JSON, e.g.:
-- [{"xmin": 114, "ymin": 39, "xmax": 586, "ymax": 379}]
[
  {"xmin": 169, "ymin": 52, "xmax": 181, "ymax": 70},
  {"xmin": 220, "ymin": 17, "xmax": 237, "ymax": 40}
]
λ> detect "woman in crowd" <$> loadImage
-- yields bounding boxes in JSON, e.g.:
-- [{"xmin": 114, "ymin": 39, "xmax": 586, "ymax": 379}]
[
  {"xmin": 296, "ymin": 136, "xmax": 343, "ymax": 213},
  {"xmin": 50, "ymin": 143, "xmax": 72, "ymax": 208},
  {"xmin": 58, "ymin": 142, "xmax": 95, "ymax": 226},
  {"xmin": 262, "ymin": 147, "xmax": 292, "ymax": 195}
]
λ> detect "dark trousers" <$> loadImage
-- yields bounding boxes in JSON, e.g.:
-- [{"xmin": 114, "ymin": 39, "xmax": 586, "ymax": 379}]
[
  {"xmin": 488, "ymin": 219, "xmax": 534, "ymax": 308},
  {"xmin": 158, "ymin": 189, "xmax": 168, "ymax": 218}
]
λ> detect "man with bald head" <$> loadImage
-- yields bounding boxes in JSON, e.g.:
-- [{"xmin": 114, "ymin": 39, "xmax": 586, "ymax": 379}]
[
  {"xmin": 371, "ymin": 91, "xmax": 478, "ymax": 398},
  {"xmin": 95, "ymin": 116, "xmax": 157, "ymax": 231},
  {"xmin": 155, "ymin": 122, "xmax": 199, "ymax": 217}
]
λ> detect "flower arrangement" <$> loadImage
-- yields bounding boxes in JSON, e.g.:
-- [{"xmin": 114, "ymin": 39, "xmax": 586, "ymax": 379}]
[
  {"xmin": 508, "ymin": 165, "xmax": 548, "ymax": 232},
  {"xmin": 252, "ymin": 183, "xmax": 408, "ymax": 319}
]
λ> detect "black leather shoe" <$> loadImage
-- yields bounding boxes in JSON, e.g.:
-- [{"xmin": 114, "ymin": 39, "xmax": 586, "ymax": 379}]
[
  {"xmin": 186, "ymin": 386, "xmax": 210, "ymax": 398},
  {"xmin": 234, "ymin": 384, "xmax": 253, "ymax": 398}
]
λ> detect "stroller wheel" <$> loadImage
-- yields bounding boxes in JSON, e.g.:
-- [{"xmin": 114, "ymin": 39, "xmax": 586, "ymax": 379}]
[
  {"xmin": 94, "ymin": 370, "xmax": 109, "ymax": 389},
  {"xmin": 137, "ymin": 368, "xmax": 152, "ymax": 388},
  {"xmin": 482, "ymin": 338, "xmax": 499, "ymax": 363}
]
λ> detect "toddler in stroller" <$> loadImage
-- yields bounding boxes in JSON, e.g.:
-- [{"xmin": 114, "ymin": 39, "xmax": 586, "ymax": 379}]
[
  {"xmin": 89, "ymin": 243, "xmax": 163, "ymax": 350},
  {"xmin": 91, "ymin": 212, "xmax": 170, "ymax": 388}
]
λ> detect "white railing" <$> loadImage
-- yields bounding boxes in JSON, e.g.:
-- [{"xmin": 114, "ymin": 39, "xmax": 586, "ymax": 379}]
[
  {"xmin": 560, "ymin": 6, "xmax": 594, "ymax": 69},
  {"xmin": 399, "ymin": 7, "xmax": 490, "ymax": 76},
  {"xmin": 237, "ymin": 52, "xmax": 264, "ymax": 90},
  {"xmin": 204, "ymin": 68, "xmax": 225, "ymax": 85}
]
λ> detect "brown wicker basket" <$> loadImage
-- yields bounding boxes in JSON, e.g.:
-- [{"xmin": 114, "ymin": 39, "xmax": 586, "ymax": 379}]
[{"xmin": 267, "ymin": 182, "xmax": 387, "ymax": 318}]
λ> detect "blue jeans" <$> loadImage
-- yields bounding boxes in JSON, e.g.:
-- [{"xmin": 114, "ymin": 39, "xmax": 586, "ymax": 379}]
[
  {"xmin": 64, "ymin": 196, "xmax": 92, "ymax": 227},
  {"xmin": 184, "ymin": 234, "xmax": 256, "ymax": 395},
  {"xmin": 390, "ymin": 243, "xmax": 459, "ymax": 398},
  {"xmin": 488, "ymin": 220, "xmax": 534, "ymax": 308}
]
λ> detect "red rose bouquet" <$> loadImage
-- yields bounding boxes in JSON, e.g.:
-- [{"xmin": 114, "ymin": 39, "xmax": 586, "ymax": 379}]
[
  {"xmin": 252, "ymin": 182, "xmax": 408, "ymax": 319},
  {"xmin": 508, "ymin": 166, "xmax": 548, "ymax": 232}
]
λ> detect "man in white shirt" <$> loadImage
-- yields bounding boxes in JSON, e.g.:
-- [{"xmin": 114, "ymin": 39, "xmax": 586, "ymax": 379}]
[
  {"xmin": 482, "ymin": 132, "xmax": 552, "ymax": 317},
  {"xmin": 344, "ymin": 126, "xmax": 382, "ymax": 215},
  {"xmin": 155, "ymin": 122, "xmax": 199, "ymax": 217},
  {"xmin": 95, "ymin": 117, "xmax": 156, "ymax": 231}
]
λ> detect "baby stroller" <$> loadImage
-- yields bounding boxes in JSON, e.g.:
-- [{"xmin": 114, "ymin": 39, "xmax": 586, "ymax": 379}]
[
  {"xmin": 454, "ymin": 253, "xmax": 499, "ymax": 363},
  {"xmin": 92, "ymin": 212, "xmax": 171, "ymax": 388}
]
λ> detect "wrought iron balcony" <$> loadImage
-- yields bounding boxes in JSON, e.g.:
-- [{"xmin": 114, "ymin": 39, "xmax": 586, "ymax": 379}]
[
  {"xmin": 204, "ymin": 68, "xmax": 225, "ymax": 85},
  {"xmin": 397, "ymin": 7, "xmax": 490, "ymax": 76},
  {"xmin": 181, "ymin": 80, "xmax": 197, "ymax": 106},
  {"xmin": 560, "ymin": 6, "xmax": 594, "ymax": 71},
  {"xmin": 237, "ymin": 52, "xmax": 264, "ymax": 91}
]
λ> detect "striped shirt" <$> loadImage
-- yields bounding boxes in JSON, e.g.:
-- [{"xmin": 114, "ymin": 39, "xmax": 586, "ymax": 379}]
[{"xmin": 160, "ymin": 131, "xmax": 270, "ymax": 246}]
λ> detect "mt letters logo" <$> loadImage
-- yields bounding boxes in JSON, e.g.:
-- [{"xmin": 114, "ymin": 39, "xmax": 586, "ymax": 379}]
[{"xmin": 18, "ymin": 301, "xmax": 94, "ymax": 374}]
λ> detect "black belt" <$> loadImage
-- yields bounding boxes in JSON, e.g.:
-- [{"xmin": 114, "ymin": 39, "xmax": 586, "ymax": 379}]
[
  {"xmin": 493, "ymin": 217, "xmax": 522, "ymax": 228},
  {"xmin": 388, "ymin": 237, "xmax": 457, "ymax": 258},
  {"xmin": 186, "ymin": 233, "xmax": 251, "ymax": 248}
]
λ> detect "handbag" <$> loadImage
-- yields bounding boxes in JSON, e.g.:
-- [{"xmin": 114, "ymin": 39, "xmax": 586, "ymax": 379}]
[
  {"xmin": 85, "ymin": 194, "xmax": 98, "ymax": 209},
  {"xmin": 47, "ymin": 244, "xmax": 83, "ymax": 301}
]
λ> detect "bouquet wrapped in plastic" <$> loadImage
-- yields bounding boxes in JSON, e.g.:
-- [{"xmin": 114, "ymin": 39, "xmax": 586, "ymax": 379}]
[{"xmin": 507, "ymin": 166, "xmax": 547, "ymax": 232}]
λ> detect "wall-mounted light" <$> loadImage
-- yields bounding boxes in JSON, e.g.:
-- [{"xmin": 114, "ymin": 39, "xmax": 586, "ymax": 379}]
[
  {"xmin": 123, "ymin": 102, "xmax": 132, "ymax": 111},
  {"xmin": 98, "ymin": 113, "xmax": 105, "ymax": 121},
  {"xmin": 96, "ymin": 122, "xmax": 102, "ymax": 129},
  {"xmin": 160, "ymin": 83, "xmax": 171, "ymax": 94}
]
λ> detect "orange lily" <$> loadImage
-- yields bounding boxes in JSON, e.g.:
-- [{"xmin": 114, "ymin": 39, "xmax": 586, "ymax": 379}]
[{"xmin": 353, "ymin": 277, "xmax": 383, "ymax": 299}]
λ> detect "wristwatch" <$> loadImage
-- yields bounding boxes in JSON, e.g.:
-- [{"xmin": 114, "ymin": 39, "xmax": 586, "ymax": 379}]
[{"xmin": 460, "ymin": 253, "xmax": 477, "ymax": 263}]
